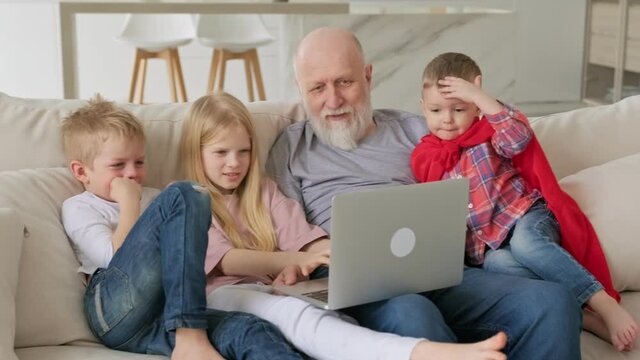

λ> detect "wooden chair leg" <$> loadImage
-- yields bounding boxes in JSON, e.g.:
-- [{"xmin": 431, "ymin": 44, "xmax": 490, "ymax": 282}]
[
  {"xmin": 218, "ymin": 50, "xmax": 228, "ymax": 92},
  {"xmin": 250, "ymin": 48, "xmax": 266, "ymax": 101},
  {"xmin": 171, "ymin": 48, "xmax": 188, "ymax": 102},
  {"xmin": 208, "ymin": 49, "xmax": 221, "ymax": 94},
  {"xmin": 137, "ymin": 57, "xmax": 148, "ymax": 104},
  {"xmin": 129, "ymin": 49, "xmax": 142, "ymax": 103},
  {"xmin": 243, "ymin": 52, "xmax": 255, "ymax": 102},
  {"xmin": 161, "ymin": 49, "xmax": 177, "ymax": 103}
]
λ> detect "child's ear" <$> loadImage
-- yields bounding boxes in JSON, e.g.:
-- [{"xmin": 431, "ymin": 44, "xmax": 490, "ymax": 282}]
[
  {"xmin": 69, "ymin": 160, "xmax": 90, "ymax": 185},
  {"xmin": 474, "ymin": 75, "xmax": 482, "ymax": 87}
]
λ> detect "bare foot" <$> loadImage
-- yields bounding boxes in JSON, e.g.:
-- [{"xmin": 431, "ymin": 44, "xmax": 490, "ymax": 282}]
[
  {"xmin": 410, "ymin": 332, "xmax": 507, "ymax": 360},
  {"xmin": 172, "ymin": 328, "xmax": 225, "ymax": 360},
  {"xmin": 583, "ymin": 308, "xmax": 609, "ymax": 341},
  {"xmin": 587, "ymin": 291, "xmax": 639, "ymax": 351}
]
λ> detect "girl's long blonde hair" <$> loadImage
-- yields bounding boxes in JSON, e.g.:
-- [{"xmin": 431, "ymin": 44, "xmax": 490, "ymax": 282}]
[{"xmin": 180, "ymin": 92, "xmax": 277, "ymax": 251}]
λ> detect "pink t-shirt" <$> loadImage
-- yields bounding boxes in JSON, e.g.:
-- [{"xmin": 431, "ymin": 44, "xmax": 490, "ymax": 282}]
[{"xmin": 204, "ymin": 178, "xmax": 327, "ymax": 294}]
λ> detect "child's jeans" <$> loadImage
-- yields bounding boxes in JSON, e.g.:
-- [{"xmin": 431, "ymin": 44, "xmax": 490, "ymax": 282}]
[
  {"xmin": 83, "ymin": 182, "xmax": 303, "ymax": 359},
  {"xmin": 483, "ymin": 200, "xmax": 604, "ymax": 305}
]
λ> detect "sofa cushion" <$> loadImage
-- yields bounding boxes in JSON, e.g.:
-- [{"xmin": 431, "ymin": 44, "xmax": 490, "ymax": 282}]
[
  {"xmin": 0, "ymin": 208, "xmax": 23, "ymax": 360},
  {"xmin": 531, "ymin": 95, "xmax": 640, "ymax": 179},
  {"xmin": 559, "ymin": 152, "xmax": 640, "ymax": 291},
  {"xmin": 0, "ymin": 168, "xmax": 95, "ymax": 348},
  {"xmin": 0, "ymin": 92, "xmax": 302, "ymax": 189},
  {"xmin": 16, "ymin": 345, "xmax": 166, "ymax": 359}
]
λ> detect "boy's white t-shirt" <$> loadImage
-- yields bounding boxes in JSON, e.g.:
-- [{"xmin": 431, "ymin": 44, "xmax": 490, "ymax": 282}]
[{"xmin": 62, "ymin": 187, "xmax": 161, "ymax": 275}]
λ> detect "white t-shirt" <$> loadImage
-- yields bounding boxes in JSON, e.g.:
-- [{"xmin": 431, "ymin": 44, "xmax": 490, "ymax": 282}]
[{"xmin": 62, "ymin": 187, "xmax": 161, "ymax": 275}]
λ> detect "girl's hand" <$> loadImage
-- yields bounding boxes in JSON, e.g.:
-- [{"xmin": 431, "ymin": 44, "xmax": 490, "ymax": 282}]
[
  {"xmin": 272, "ymin": 264, "xmax": 308, "ymax": 286},
  {"xmin": 292, "ymin": 248, "xmax": 330, "ymax": 277}
]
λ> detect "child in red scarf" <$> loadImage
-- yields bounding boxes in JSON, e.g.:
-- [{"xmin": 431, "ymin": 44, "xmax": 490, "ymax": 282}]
[{"xmin": 411, "ymin": 52, "xmax": 637, "ymax": 351}]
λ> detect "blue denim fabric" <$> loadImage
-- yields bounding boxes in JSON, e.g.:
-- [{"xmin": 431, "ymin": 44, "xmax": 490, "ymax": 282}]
[
  {"xmin": 426, "ymin": 267, "xmax": 582, "ymax": 360},
  {"xmin": 84, "ymin": 182, "xmax": 303, "ymax": 359},
  {"xmin": 316, "ymin": 265, "xmax": 581, "ymax": 359},
  {"xmin": 483, "ymin": 200, "xmax": 604, "ymax": 305}
]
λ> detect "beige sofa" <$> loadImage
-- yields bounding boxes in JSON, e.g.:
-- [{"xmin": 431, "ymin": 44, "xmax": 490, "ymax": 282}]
[{"xmin": 0, "ymin": 91, "xmax": 639, "ymax": 360}]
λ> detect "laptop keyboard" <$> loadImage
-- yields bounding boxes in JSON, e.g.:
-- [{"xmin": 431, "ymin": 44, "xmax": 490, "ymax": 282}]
[{"xmin": 302, "ymin": 289, "xmax": 329, "ymax": 303}]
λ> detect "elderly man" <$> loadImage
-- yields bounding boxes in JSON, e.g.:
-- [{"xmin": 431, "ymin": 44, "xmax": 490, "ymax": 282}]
[{"xmin": 267, "ymin": 27, "xmax": 582, "ymax": 359}]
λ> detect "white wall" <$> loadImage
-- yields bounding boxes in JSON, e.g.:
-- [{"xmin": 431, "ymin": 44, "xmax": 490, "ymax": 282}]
[
  {"xmin": 0, "ymin": 2, "xmax": 61, "ymax": 99},
  {"xmin": 0, "ymin": 1, "xmax": 586, "ymax": 106},
  {"xmin": 513, "ymin": 0, "xmax": 587, "ymax": 103}
]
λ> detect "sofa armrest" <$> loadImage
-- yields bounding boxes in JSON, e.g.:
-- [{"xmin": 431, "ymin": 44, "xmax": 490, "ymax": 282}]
[{"xmin": 0, "ymin": 208, "xmax": 24, "ymax": 360}]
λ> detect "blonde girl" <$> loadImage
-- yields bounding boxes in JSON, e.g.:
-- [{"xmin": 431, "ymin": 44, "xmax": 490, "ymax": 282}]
[{"xmin": 180, "ymin": 92, "xmax": 508, "ymax": 360}]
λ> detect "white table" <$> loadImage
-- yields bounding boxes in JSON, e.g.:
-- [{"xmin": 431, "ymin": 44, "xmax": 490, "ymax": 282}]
[{"xmin": 58, "ymin": 0, "xmax": 349, "ymax": 99}]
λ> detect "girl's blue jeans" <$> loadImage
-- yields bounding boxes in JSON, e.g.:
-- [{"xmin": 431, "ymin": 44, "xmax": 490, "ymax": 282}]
[
  {"xmin": 83, "ymin": 182, "xmax": 302, "ymax": 359},
  {"xmin": 483, "ymin": 200, "xmax": 604, "ymax": 305}
]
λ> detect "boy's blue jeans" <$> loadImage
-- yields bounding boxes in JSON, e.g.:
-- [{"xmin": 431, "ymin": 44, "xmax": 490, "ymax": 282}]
[
  {"xmin": 83, "ymin": 182, "xmax": 302, "ymax": 359},
  {"xmin": 483, "ymin": 200, "xmax": 603, "ymax": 305}
]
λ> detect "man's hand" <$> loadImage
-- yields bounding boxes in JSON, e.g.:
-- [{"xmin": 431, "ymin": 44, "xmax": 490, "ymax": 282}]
[{"xmin": 110, "ymin": 177, "xmax": 142, "ymax": 205}]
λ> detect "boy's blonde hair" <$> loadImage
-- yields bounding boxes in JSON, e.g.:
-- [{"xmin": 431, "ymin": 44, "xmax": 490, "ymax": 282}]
[
  {"xmin": 180, "ymin": 92, "xmax": 277, "ymax": 252},
  {"xmin": 422, "ymin": 52, "xmax": 482, "ymax": 89},
  {"xmin": 62, "ymin": 95, "xmax": 145, "ymax": 166}
]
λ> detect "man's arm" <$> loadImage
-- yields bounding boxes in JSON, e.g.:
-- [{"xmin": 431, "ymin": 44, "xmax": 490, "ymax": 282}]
[{"xmin": 266, "ymin": 130, "xmax": 304, "ymax": 205}]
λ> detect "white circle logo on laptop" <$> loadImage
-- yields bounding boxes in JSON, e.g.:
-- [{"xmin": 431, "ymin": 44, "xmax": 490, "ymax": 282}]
[{"xmin": 390, "ymin": 227, "xmax": 416, "ymax": 258}]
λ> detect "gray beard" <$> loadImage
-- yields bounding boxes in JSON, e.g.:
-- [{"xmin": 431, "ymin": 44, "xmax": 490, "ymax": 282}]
[{"xmin": 308, "ymin": 105, "xmax": 373, "ymax": 151}]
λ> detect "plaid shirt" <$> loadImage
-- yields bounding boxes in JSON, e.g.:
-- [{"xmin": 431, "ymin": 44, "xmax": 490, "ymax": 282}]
[{"xmin": 443, "ymin": 105, "xmax": 541, "ymax": 265}]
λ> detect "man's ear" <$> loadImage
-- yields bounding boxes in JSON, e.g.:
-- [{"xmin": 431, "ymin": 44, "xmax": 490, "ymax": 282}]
[
  {"xmin": 364, "ymin": 64, "xmax": 373, "ymax": 86},
  {"xmin": 474, "ymin": 75, "xmax": 482, "ymax": 87},
  {"xmin": 69, "ymin": 160, "xmax": 89, "ymax": 185}
]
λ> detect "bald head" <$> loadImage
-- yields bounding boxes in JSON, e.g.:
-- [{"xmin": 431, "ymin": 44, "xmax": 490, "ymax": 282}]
[{"xmin": 294, "ymin": 27, "xmax": 365, "ymax": 80}]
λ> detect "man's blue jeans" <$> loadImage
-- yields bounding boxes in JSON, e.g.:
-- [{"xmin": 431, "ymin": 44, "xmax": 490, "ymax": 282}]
[
  {"xmin": 84, "ymin": 182, "xmax": 303, "ymax": 359},
  {"xmin": 333, "ymin": 261, "xmax": 582, "ymax": 359},
  {"xmin": 483, "ymin": 200, "xmax": 603, "ymax": 305}
]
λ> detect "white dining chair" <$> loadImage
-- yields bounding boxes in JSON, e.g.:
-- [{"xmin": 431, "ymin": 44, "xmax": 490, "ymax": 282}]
[
  {"xmin": 116, "ymin": 14, "xmax": 195, "ymax": 104},
  {"xmin": 196, "ymin": 14, "xmax": 275, "ymax": 101}
]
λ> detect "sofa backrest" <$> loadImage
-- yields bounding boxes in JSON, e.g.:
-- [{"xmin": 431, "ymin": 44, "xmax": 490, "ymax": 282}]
[
  {"xmin": 530, "ymin": 95, "xmax": 640, "ymax": 179},
  {"xmin": 0, "ymin": 92, "xmax": 305, "ymax": 189},
  {"xmin": 3, "ymin": 92, "xmax": 640, "ymax": 185}
]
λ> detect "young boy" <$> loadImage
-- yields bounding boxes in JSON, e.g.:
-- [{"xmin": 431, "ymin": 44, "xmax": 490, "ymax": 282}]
[
  {"xmin": 410, "ymin": 52, "xmax": 638, "ymax": 351},
  {"xmin": 61, "ymin": 96, "xmax": 304, "ymax": 360}
]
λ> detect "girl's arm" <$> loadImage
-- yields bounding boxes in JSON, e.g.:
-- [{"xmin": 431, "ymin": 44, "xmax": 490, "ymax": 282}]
[
  {"xmin": 218, "ymin": 247, "xmax": 330, "ymax": 278},
  {"xmin": 301, "ymin": 237, "xmax": 330, "ymax": 253}
]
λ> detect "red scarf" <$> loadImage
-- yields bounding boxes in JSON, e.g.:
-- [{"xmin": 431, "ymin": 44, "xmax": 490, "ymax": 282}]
[{"xmin": 411, "ymin": 117, "xmax": 619, "ymax": 301}]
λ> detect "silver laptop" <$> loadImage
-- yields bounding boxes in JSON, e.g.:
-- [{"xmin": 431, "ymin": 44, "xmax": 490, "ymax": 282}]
[{"xmin": 274, "ymin": 178, "xmax": 469, "ymax": 310}]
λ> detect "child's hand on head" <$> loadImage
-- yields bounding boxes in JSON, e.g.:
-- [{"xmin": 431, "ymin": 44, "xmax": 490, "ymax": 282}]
[
  {"xmin": 437, "ymin": 76, "xmax": 484, "ymax": 105},
  {"xmin": 438, "ymin": 75, "xmax": 503, "ymax": 115},
  {"xmin": 110, "ymin": 177, "xmax": 142, "ymax": 204}
]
